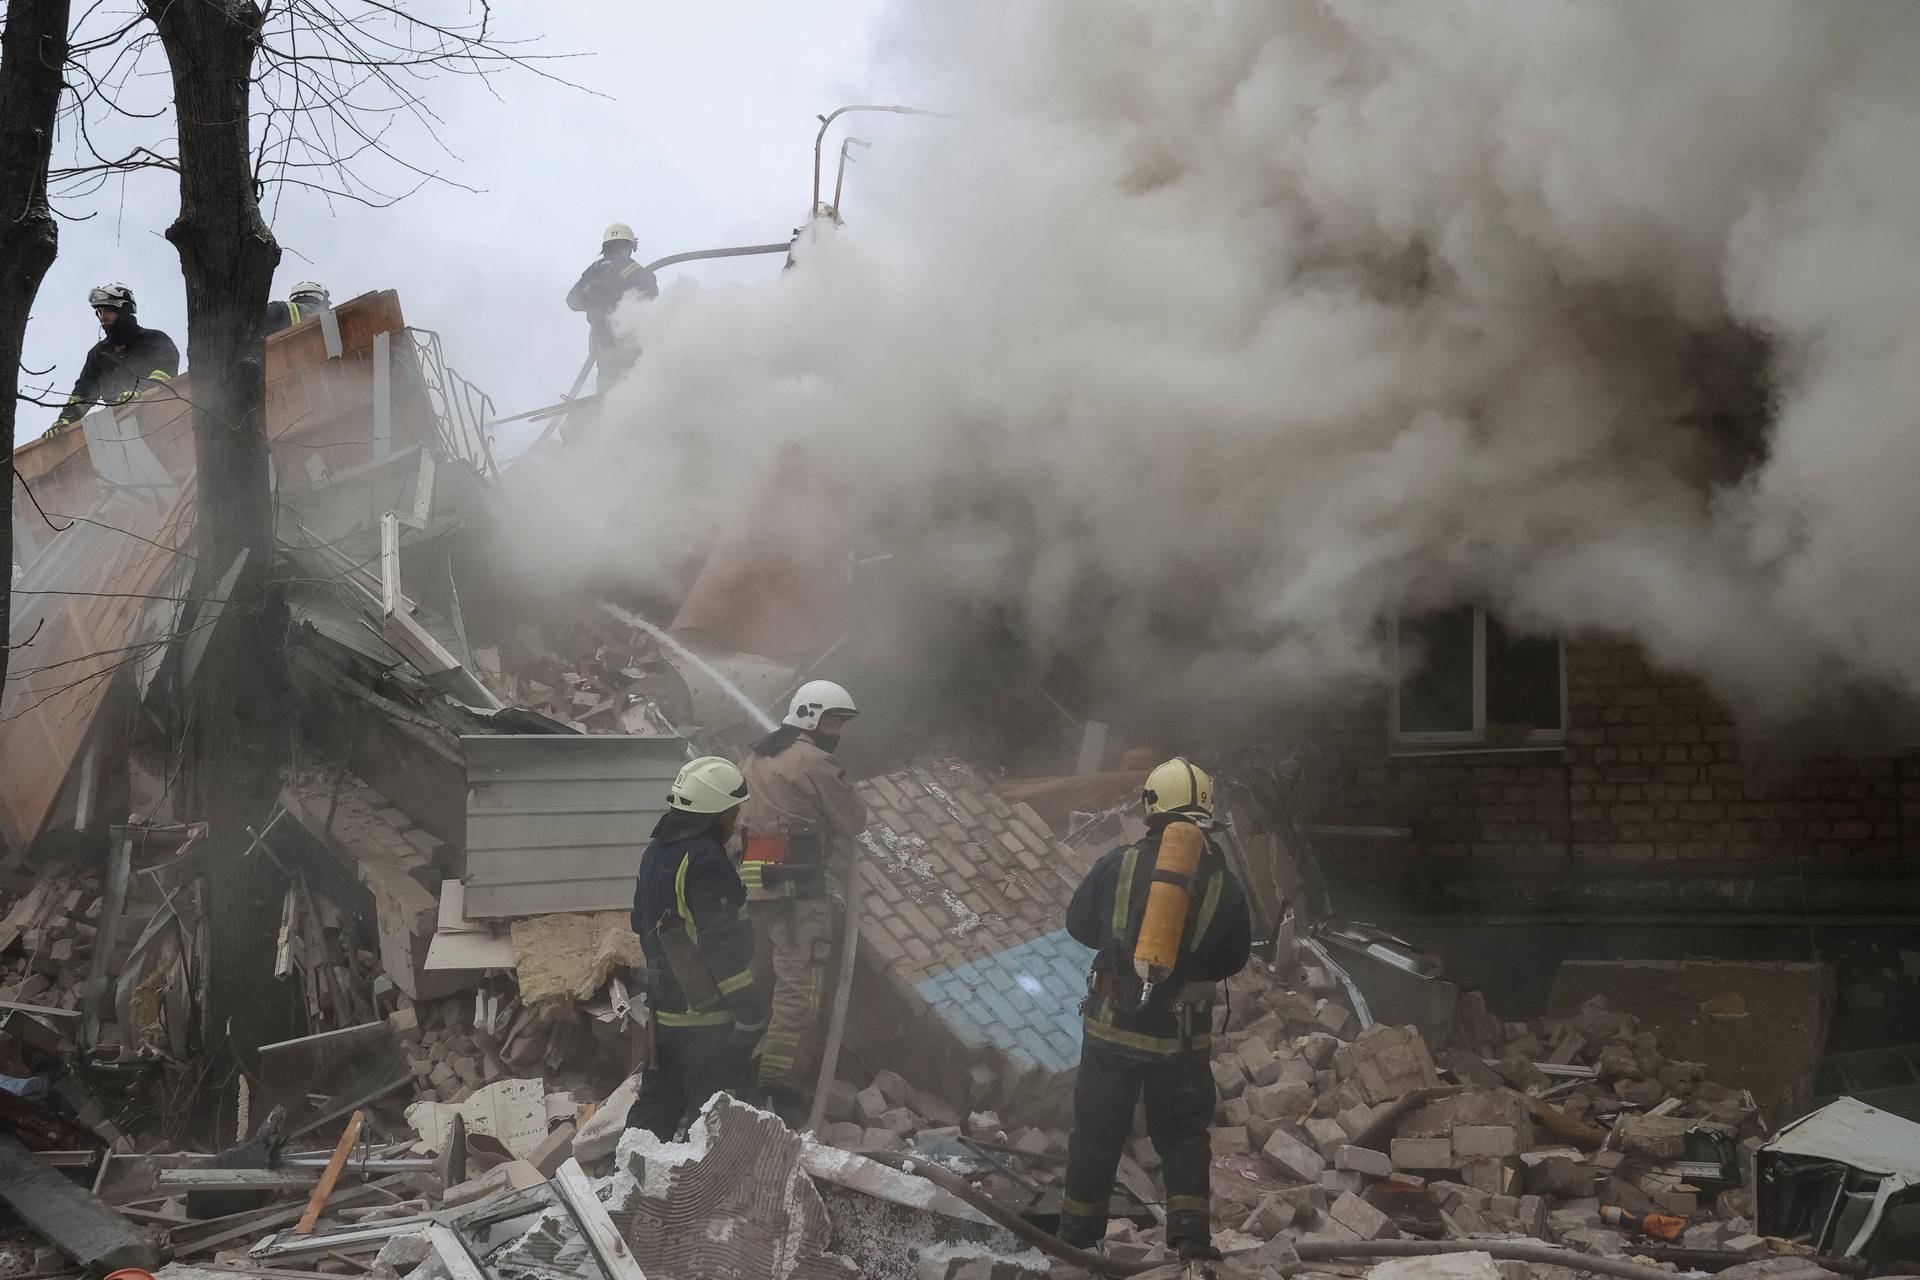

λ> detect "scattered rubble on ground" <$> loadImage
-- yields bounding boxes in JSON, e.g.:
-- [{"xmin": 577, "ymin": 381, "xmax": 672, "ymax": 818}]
[{"xmin": 0, "ymin": 773, "xmax": 1902, "ymax": 1280}]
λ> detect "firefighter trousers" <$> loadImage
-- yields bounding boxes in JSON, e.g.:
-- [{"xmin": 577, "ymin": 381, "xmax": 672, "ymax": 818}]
[
  {"xmin": 746, "ymin": 896, "xmax": 833, "ymax": 1094},
  {"xmin": 627, "ymin": 1023, "xmax": 745, "ymax": 1141},
  {"xmin": 1059, "ymin": 1039, "xmax": 1217, "ymax": 1251}
]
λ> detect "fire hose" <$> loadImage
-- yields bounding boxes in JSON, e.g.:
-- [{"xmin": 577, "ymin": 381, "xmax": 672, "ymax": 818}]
[{"xmin": 864, "ymin": 1149, "xmax": 1712, "ymax": 1280}]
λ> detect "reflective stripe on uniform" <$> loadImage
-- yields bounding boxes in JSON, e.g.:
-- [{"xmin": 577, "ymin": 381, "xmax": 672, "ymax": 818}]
[
  {"xmin": 655, "ymin": 1007, "xmax": 732, "ymax": 1028},
  {"xmin": 1167, "ymin": 1194, "xmax": 1209, "ymax": 1214},
  {"xmin": 675, "ymin": 854, "xmax": 697, "ymax": 942},
  {"xmin": 738, "ymin": 862, "xmax": 795, "ymax": 896},
  {"xmin": 716, "ymin": 968, "xmax": 754, "ymax": 995},
  {"xmin": 288, "ymin": 301, "xmax": 302, "ymax": 326},
  {"xmin": 1083, "ymin": 1013, "xmax": 1209, "ymax": 1057},
  {"xmin": 1060, "ymin": 1194, "xmax": 1106, "ymax": 1217},
  {"xmin": 1110, "ymin": 844, "xmax": 1139, "ymax": 936}
]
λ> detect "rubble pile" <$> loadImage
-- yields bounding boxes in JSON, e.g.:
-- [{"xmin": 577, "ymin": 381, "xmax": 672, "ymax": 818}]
[{"xmin": 1133, "ymin": 974, "xmax": 1777, "ymax": 1269}]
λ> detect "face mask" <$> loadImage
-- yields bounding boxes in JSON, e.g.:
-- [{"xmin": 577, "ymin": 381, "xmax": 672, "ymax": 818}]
[{"xmin": 810, "ymin": 732, "xmax": 841, "ymax": 754}]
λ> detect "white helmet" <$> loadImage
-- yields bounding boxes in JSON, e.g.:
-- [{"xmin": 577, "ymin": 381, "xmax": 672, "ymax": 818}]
[
  {"xmin": 667, "ymin": 756, "xmax": 748, "ymax": 815},
  {"xmin": 88, "ymin": 282, "xmax": 135, "ymax": 311},
  {"xmin": 782, "ymin": 680, "xmax": 857, "ymax": 731},
  {"xmin": 290, "ymin": 280, "xmax": 330, "ymax": 303},
  {"xmin": 601, "ymin": 222, "xmax": 637, "ymax": 247}
]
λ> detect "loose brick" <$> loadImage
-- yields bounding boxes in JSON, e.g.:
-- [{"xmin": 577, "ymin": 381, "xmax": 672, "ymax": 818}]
[
  {"xmin": 1392, "ymin": 1137, "xmax": 1454, "ymax": 1170},
  {"xmin": 1260, "ymin": 1128, "xmax": 1326, "ymax": 1183},
  {"xmin": 1327, "ymin": 1191, "xmax": 1400, "ymax": 1240},
  {"xmin": 1452, "ymin": 1124, "xmax": 1521, "ymax": 1158},
  {"xmin": 1333, "ymin": 1145, "xmax": 1392, "ymax": 1177},
  {"xmin": 1211, "ymin": 1054, "xmax": 1249, "ymax": 1100}
]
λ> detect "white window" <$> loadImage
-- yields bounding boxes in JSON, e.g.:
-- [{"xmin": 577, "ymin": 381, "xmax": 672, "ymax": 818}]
[{"xmin": 1391, "ymin": 606, "xmax": 1565, "ymax": 748}]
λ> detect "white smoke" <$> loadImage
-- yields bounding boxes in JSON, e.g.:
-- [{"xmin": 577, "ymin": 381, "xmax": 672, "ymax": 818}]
[{"xmin": 501, "ymin": 0, "xmax": 1920, "ymax": 736}]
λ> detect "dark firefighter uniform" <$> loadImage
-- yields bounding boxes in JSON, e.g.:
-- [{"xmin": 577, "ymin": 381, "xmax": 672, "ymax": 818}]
[
  {"xmin": 565, "ymin": 255, "xmax": 658, "ymax": 385},
  {"xmin": 627, "ymin": 823, "xmax": 768, "ymax": 1140},
  {"xmin": 265, "ymin": 296, "xmax": 330, "ymax": 334},
  {"xmin": 48, "ymin": 315, "xmax": 180, "ymax": 435},
  {"xmin": 1059, "ymin": 819, "xmax": 1252, "ymax": 1256}
]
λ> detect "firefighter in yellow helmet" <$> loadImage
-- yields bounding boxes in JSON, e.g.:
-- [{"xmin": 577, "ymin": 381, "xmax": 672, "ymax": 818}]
[
  {"xmin": 565, "ymin": 222, "xmax": 659, "ymax": 389},
  {"xmin": 1057, "ymin": 758, "xmax": 1251, "ymax": 1264},
  {"xmin": 737, "ymin": 681, "xmax": 867, "ymax": 1112},
  {"xmin": 627, "ymin": 756, "xmax": 769, "ymax": 1139}
]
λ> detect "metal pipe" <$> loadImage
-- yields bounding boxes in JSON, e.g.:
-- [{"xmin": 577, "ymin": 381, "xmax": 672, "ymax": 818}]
[
  {"xmin": 644, "ymin": 243, "xmax": 791, "ymax": 273},
  {"xmin": 810, "ymin": 105, "xmax": 950, "ymax": 216},
  {"xmin": 830, "ymin": 138, "xmax": 869, "ymax": 221}
]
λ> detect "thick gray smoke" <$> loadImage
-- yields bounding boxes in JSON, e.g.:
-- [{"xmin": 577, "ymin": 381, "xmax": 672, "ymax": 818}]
[{"xmin": 505, "ymin": 1, "xmax": 1920, "ymax": 736}]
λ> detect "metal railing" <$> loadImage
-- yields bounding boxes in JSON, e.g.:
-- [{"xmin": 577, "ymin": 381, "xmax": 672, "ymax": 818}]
[{"xmin": 406, "ymin": 326, "xmax": 498, "ymax": 479}]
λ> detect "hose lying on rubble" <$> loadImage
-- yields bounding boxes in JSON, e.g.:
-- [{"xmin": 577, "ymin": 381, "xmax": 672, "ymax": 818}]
[
  {"xmin": 1294, "ymin": 1239, "xmax": 1698, "ymax": 1280},
  {"xmin": 865, "ymin": 1149, "xmax": 1697, "ymax": 1280}
]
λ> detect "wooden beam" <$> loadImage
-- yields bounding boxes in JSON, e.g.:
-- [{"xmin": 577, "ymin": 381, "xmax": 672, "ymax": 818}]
[{"xmin": 293, "ymin": 1110, "xmax": 363, "ymax": 1235}]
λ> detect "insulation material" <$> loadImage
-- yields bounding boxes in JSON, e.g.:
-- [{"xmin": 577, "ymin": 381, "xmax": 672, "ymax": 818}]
[
  {"xmin": 406, "ymin": 1078, "xmax": 547, "ymax": 1159},
  {"xmin": 508, "ymin": 912, "xmax": 647, "ymax": 1005}
]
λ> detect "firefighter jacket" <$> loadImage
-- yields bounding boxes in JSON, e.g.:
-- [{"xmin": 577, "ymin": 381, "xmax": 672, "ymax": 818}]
[
  {"xmin": 51, "ymin": 317, "xmax": 180, "ymax": 432},
  {"xmin": 266, "ymin": 297, "xmax": 332, "ymax": 334},
  {"xmin": 738, "ymin": 735, "xmax": 867, "ymax": 898},
  {"xmin": 566, "ymin": 256, "xmax": 659, "ymax": 355},
  {"xmin": 631, "ymin": 833, "xmax": 767, "ymax": 1029},
  {"xmin": 1066, "ymin": 826, "xmax": 1252, "ymax": 1060}
]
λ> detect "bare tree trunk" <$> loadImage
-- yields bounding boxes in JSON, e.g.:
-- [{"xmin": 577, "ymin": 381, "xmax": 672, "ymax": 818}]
[
  {"xmin": 0, "ymin": 0, "xmax": 72, "ymax": 702},
  {"xmin": 146, "ymin": 0, "xmax": 293, "ymax": 1065}
]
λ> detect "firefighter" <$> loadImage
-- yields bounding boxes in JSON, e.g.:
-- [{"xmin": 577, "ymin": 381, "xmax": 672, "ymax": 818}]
[
  {"xmin": 1057, "ymin": 757, "xmax": 1252, "ymax": 1264},
  {"xmin": 738, "ymin": 680, "xmax": 867, "ymax": 1109},
  {"xmin": 565, "ymin": 222, "xmax": 659, "ymax": 388},
  {"xmin": 266, "ymin": 281, "xmax": 333, "ymax": 334},
  {"xmin": 627, "ymin": 755, "xmax": 768, "ymax": 1141},
  {"xmin": 45, "ymin": 284, "xmax": 180, "ymax": 437}
]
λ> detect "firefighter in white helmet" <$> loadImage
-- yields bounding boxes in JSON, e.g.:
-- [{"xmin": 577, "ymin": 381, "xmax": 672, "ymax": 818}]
[
  {"xmin": 45, "ymin": 283, "xmax": 180, "ymax": 437},
  {"xmin": 627, "ymin": 756, "xmax": 769, "ymax": 1139},
  {"xmin": 565, "ymin": 221, "xmax": 659, "ymax": 389},
  {"xmin": 1056, "ymin": 757, "xmax": 1251, "ymax": 1264},
  {"xmin": 737, "ymin": 680, "xmax": 867, "ymax": 1109},
  {"xmin": 266, "ymin": 280, "xmax": 333, "ymax": 335}
]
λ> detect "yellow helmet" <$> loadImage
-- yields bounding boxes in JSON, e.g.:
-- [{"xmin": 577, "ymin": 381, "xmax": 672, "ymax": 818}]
[
  {"xmin": 1142, "ymin": 757, "xmax": 1214, "ymax": 822},
  {"xmin": 667, "ymin": 755, "xmax": 748, "ymax": 814}
]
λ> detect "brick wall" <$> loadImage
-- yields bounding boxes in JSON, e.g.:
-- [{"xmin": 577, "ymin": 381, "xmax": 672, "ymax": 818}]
[
  {"xmin": 1311, "ymin": 636, "xmax": 1920, "ymax": 915},
  {"xmin": 844, "ymin": 761, "xmax": 1097, "ymax": 1123}
]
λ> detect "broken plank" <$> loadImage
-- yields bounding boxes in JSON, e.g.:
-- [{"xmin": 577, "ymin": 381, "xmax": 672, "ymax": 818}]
[
  {"xmin": 427, "ymin": 1225, "xmax": 492, "ymax": 1280},
  {"xmin": 553, "ymin": 1158, "xmax": 648, "ymax": 1280},
  {"xmin": 0, "ymin": 1133, "xmax": 158, "ymax": 1273},
  {"xmin": 157, "ymin": 1169, "xmax": 322, "ymax": 1191},
  {"xmin": 172, "ymin": 1178, "xmax": 400, "ymax": 1256},
  {"xmin": 295, "ymin": 1110, "xmax": 364, "ymax": 1235},
  {"xmin": 79, "ymin": 836, "xmax": 131, "ymax": 1050},
  {"xmin": 0, "ymin": 1000, "xmax": 80, "ymax": 1019}
]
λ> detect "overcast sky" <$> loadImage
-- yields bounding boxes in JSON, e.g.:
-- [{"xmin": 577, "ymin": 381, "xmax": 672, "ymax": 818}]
[{"xmin": 18, "ymin": 0, "xmax": 893, "ymax": 445}]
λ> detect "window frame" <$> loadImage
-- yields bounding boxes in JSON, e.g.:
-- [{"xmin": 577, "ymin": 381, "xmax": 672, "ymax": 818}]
[{"xmin": 1389, "ymin": 606, "xmax": 1568, "ymax": 750}]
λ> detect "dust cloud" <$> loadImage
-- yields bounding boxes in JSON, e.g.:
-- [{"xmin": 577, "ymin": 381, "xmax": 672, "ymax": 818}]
[{"xmin": 498, "ymin": 1, "xmax": 1920, "ymax": 738}]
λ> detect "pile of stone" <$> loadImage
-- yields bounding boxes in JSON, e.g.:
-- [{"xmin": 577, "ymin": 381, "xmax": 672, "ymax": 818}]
[{"xmin": 1175, "ymin": 974, "xmax": 1769, "ymax": 1269}]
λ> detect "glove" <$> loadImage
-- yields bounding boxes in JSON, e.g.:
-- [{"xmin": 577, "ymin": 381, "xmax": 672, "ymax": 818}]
[{"xmin": 730, "ymin": 1017, "xmax": 767, "ymax": 1055}]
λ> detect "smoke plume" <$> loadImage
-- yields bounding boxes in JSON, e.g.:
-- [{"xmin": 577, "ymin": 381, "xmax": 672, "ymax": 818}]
[{"xmin": 499, "ymin": 1, "xmax": 1920, "ymax": 740}]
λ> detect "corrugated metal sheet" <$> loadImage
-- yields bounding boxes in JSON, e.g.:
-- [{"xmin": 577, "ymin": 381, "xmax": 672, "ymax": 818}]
[{"xmin": 461, "ymin": 735, "xmax": 688, "ymax": 918}]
